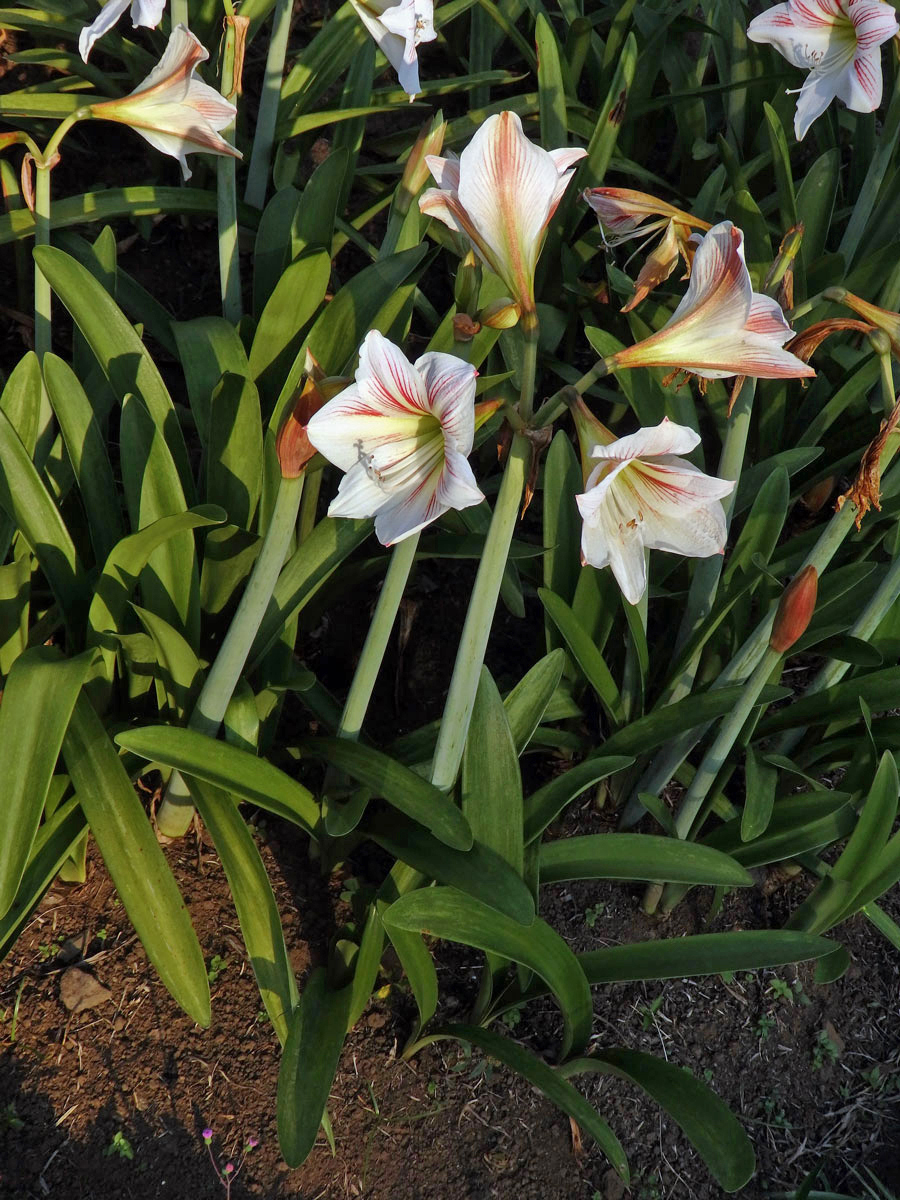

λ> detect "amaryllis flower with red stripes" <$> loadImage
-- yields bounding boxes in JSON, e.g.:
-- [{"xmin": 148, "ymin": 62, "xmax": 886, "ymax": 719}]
[
  {"xmin": 419, "ymin": 112, "xmax": 586, "ymax": 322},
  {"xmin": 306, "ymin": 331, "xmax": 485, "ymax": 546},
  {"xmin": 89, "ymin": 26, "xmax": 240, "ymax": 180},
  {"xmin": 576, "ymin": 419, "xmax": 735, "ymax": 606},
  {"xmin": 606, "ymin": 221, "xmax": 815, "ymax": 382},
  {"xmin": 748, "ymin": 0, "xmax": 899, "ymax": 140}
]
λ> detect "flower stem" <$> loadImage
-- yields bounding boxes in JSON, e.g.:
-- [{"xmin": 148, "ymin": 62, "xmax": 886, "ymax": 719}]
[
  {"xmin": 170, "ymin": 0, "xmax": 189, "ymax": 28},
  {"xmin": 430, "ymin": 434, "xmax": 529, "ymax": 791},
  {"xmin": 531, "ymin": 359, "xmax": 609, "ymax": 429},
  {"xmin": 243, "ymin": 0, "xmax": 293, "ymax": 209},
  {"xmin": 517, "ymin": 317, "xmax": 540, "ymax": 423},
  {"xmin": 156, "ymin": 473, "xmax": 304, "ymax": 837},
  {"xmin": 337, "ymin": 533, "xmax": 420, "ymax": 741},
  {"xmin": 218, "ymin": 16, "xmax": 242, "ymax": 325}
]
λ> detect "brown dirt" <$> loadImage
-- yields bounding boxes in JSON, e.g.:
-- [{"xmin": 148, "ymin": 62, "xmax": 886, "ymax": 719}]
[{"xmin": 2, "ymin": 818, "xmax": 899, "ymax": 1200}]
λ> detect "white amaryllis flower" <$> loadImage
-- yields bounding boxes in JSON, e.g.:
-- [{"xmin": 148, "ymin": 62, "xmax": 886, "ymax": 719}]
[
  {"xmin": 419, "ymin": 111, "xmax": 587, "ymax": 319},
  {"xmin": 352, "ymin": 0, "xmax": 436, "ymax": 98},
  {"xmin": 608, "ymin": 221, "xmax": 815, "ymax": 380},
  {"xmin": 88, "ymin": 25, "xmax": 240, "ymax": 181},
  {"xmin": 306, "ymin": 331, "xmax": 484, "ymax": 546},
  {"xmin": 576, "ymin": 419, "xmax": 735, "ymax": 606},
  {"xmin": 79, "ymin": 0, "xmax": 165, "ymax": 63},
  {"xmin": 748, "ymin": 0, "xmax": 899, "ymax": 140}
]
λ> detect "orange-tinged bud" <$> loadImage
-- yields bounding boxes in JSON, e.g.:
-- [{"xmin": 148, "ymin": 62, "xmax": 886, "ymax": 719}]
[
  {"xmin": 400, "ymin": 112, "xmax": 446, "ymax": 201},
  {"xmin": 478, "ymin": 297, "xmax": 520, "ymax": 329},
  {"xmin": 452, "ymin": 313, "xmax": 480, "ymax": 341},
  {"xmin": 276, "ymin": 363, "xmax": 350, "ymax": 478},
  {"xmin": 770, "ymin": 566, "xmax": 818, "ymax": 653},
  {"xmin": 566, "ymin": 392, "xmax": 615, "ymax": 485},
  {"xmin": 473, "ymin": 396, "xmax": 503, "ymax": 431}
]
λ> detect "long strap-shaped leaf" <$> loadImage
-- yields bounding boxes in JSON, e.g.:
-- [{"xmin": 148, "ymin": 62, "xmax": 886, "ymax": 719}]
[
  {"xmin": 422, "ymin": 1025, "xmax": 629, "ymax": 1182},
  {"xmin": 539, "ymin": 834, "xmax": 753, "ymax": 887},
  {"xmin": 561, "ymin": 1050, "xmax": 755, "ymax": 1193},
  {"xmin": 0, "ymin": 648, "xmax": 96, "ymax": 916},
  {"xmin": 277, "ymin": 967, "xmax": 353, "ymax": 1167},
  {"xmin": 188, "ymin": 778, "xmax": 298, "ymax": 1045},
  {"xmin": 384, "ymin": 887, "xmax": 592, "ymax": 1058},
  {"xmin": 63, "ymin": 696, "xmax": 210, "ymax": 1026}
]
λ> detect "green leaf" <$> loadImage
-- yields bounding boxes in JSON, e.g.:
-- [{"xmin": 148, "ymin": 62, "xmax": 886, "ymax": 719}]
[
  {"xmin": 0, "ymin": 648, "xmax": 95, "ymax": 916},
  {"xmin": 426, "ymin": 1025, "xmax": 629, "ymax": 1181},
  {"xmin": 504, "ymin": 649, "xmax": 566, "ymax": 754},
  {"xmin": 131, "ymin": 605, "xmax": 203, "ymax": 719},
  {"xmin": 189, "ymin": 779, "xmax": 297, "ymax": 1044},
  {"xmin": 536, "ymin": 12, "xmax": 569, "ymax": 149},
  {"xmin": 0, "ymin": 554, "xmax": 31, "ymax": 676},
  {"xmin": 539, "ymin": 588, "xmax": 625, "ymax": 725},
  {"xmin": 600, "ymin": 683, "xmax": 790, "ymax": 759},
  {"xmin": 277, "ymin": 968, "xmax": 352, "ymax": 1167},
  {"xmin": 462, "ymin": 668, "xmax": 523, "ymax": 875},
  {"xmin": 171, "ymin": 316, "xmax": 252, "ymax": 451},
  {"xmin": 796, "ymin": 150, "xmax": 839, "ymax": 266},
  {"xmin": 582, "ymin": 31, "xmax": 637, "ymax": 185},
  {"xmin": 725, "ymin": 466, "xmax": 789, "ymax": 583},
  {"xmin": 757, "ymin": 667, "xmax": 900, "ymax": 736},
  {"xmin": 33, "ymin": 245, "xmax": 193, "ymax": 495},
  {"xmin": 206, "ymin": 373, "xmax": 264, "ymax": 531},
  {"xmin": 542, "ymin": 432, "xmax": 582, "ymax": 653},
  {"xmin": 115, "ymin": 725, "xmax": 320, "ymax": 837},
  {"xmin": 63, "ymin": 697, "xmax": 210, "ymax": 1026},
  {"xmin": 43, "ymin": 354, "xmax": 125, "ymax": 567},
  {"xmin": 252, "ymin": 186, "xmax": 300, "ymax": 318},
  {"xmin": 741, "ymin": 746, "xmax": 778, "ymax": 842},
  {"xmin": 302, "ymin": 737, "xmax": 471, "ymax": 850},
  {"xmin": 385, "ymin": 887, "xmax": 593, "ymax": 1058},
  {"xmin": 539, "ymin": 835, "xmax": 752, "ymax": 887},
  {"xmin": 763, "ymin": 102, "xmax": 797, "ymax": 230},
  {"xmin": 383, "ymin": 907, "xmax": 438, "ymax": 1034},
  {"xmin": 814, "ymin": 944, "xmax": 851, "ymax": 984},
  {"xmin": 705, "ymin": 792, "xmax": 855, "ymax": 867},
  {"xmin": 562, "ymin": 1050, "xmax": 754, "ymax": 1192},
  {"xmin": 0, "ymin": 407, "xmax": 88, "ymax": 634},
  {"xmin": 0, "ymin": 350, "xmax": 40, "ymax": 459},
  {"xmin": 248, "ymin": 248, "xmax": 332, "ymax": 401},
  {"xmin": 524, "ymin": 757, "xmax": 633, "ymax": 844},
  {"xmin": 367, "ymin": 814, "xmax": 535, "ymax": 925}
]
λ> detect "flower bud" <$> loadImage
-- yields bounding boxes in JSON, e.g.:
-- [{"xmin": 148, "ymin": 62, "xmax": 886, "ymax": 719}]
[
  {"xmin": 770, "ymin": 565, "xmax": 818, "ymax": 653},
  {"xmin": 452, "ymin": 313, "xmax": 480, "ymax": 342},
  {"xmin": 276, "ymin": 354, "xmax": 350, "ymax": 478},
  {"xmin": 478, "ymin": 298, "xmax": 520, "ymax": 329},
  {"xmin": 454, "ymin": 250, "xmax": 481, "ymax": 316},
  {"xmin": 399, "ymin": 112, "xmax": 446, "ymax": 203},
  {"xmin": 566, "ymin": 392, "xmax": 615, "ymax": 485}
]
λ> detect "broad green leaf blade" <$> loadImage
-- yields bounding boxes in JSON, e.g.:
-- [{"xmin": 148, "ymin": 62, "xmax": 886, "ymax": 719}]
[
  {"xmin": 382, "ymin": 907, "xmax": 438, "ymax": 1034},
  {"xmin": 539, "ymin": 835, "xmax": 752, "ymax": 887},
  {"xmin": 248, "ymin": 247, "xmax": 332, "ymax": 399},
  {"xmin": 426, "ymin": 1024, "xmax": 629, "ymax": 1181},
  {"xmin": 189, "ymin": 778, "xmax": 298, "ymax": 1045},
  {"xmin": 385, "ymin": 887, "xmax": 592, "ymax": 1058},
  {"xmin": 462, "ymin": 668, "xmax": 523, "ymax": 876},
  {"xmin": 301, "ymin": 737, "xmax": 472, "ymax": 851},
  {"xmin": 705, "ymin": 792, "xmax": 855, "ymax": 867},
  {"xmin": 277, "ymin": 968, "xmax": 352, "ymax": 1167},
  {"xmin": 367, "ymin": 814, "xmax": 535, "ymax": 925},
  {"xmin": 0, "ymin": 796, "xmax": 86, "ymax": 960},
  {"xmin": 0, "ymin": 648, "xmax": 95, "ymax": 916},
  {"xmin": 539, "ymin": 587, "xmax": 625, "ymax": 725},
  {"xmin": 542, "ymin": 432, "xmax": 582, "ymax": 652},
  {"xmin": 741, "ymin": 746, "xmax": 778, "ymax": 842},
  {"xmin": 504, "ymin": 648, "xmax": 566, "ymax": 755},
  {"xmin": 524, "ymin": 756, "xmax": 634, "ymax": 844},
  {"xmin": 563, "ymin": 1049, "xmax": 755, "ymax": 1192},
  {"xmin": 206, "ymin": 373, "xmax": 263, "ymax": 531},
  {"xmin": 63, "ymin": 697, "xmax": 210, "ymax": 1026},
  {"xmin": 115, "ymin": 725, "xmax": 320, "ymax": 837},
  {"xmin": 32, "ymin": 244, "xmax": 193, "ymax": 494},
  {"xmin": 0, "ymin": 407, "xmax": 88, "ymax": 633},
  {"xmin": 600, "ymin": 683, "xmax": 790, "ymax": 758},
  {"xmin": 131, "ymin": 606, "xmax": 203, "ymax": 719},
  {"xmin": 171, "ymin": 316, "xmax": 252, "ymax": 450},
  {"xmin": 535, "ymin": 12, "xmax": 568, "ymax": 148},
  {"xmin": 757, "ymin": 666, "xmax": 900, "ymax": 736}
]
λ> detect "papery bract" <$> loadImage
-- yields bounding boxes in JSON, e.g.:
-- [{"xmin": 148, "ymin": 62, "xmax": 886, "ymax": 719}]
[
  {"xmin": 351, "ymin": 0, "xmax": 436, "ymax": 98},
  {"xmin": 747, "ymin": 0, "xmax": 899, "ymax": 140},
  {"xmin": 79, "ymin": 0, "xmax": 165, "ymax": 62},
  {"xmin": 576, "ymin": 419, "xmax": 735, "ymax": 606},
  {"xmin": 306, "ymin": 330, "xmax": 484, "ymax": 546},
  {"xmin": 607, "ymin": 221, "xmax": 815, "ymax": 382},
  {"xmin": 583, "ymin": 187, "xmax": 710, "ymax": 246},
  {"xmin": 89, "ymin": 25, "xmax": 240, "ymax": 181},
  {"xmin": 419, "ymin": 111, "xmax": 586, "ymax": 319}
]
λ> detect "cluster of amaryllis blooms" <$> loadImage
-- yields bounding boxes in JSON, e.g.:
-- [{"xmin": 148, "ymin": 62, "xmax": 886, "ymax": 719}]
[{"xmin": 71, "ymin": 0, "xmax": 900, "ymax": 605}]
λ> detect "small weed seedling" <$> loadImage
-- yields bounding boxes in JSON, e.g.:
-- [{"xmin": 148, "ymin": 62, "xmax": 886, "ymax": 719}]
[
  {"xmin": 207, "ymin": 955, "xmax": 228, "ymax": 984},
  {"xmin": 1, "ymin": 1103, "xmax": 24, "ymax": 1132},
  {"xmin": 638, "ymin": 996, "xmax": 664, "ymax": 1031},
  {"xmin": 755, "ymin": 1013, "xmax": 777, "ymax": 1041},
  {"xmin": 813, "ymin": 1029, "xmax": 841, "ymax": 1070},
  {"xmin": 103, "ymin": 1131, "xmax": 134, "ymax": 1160},
  {"xmin": 584, "ymin": 901, "xmax": 606, "ymax": 928}
]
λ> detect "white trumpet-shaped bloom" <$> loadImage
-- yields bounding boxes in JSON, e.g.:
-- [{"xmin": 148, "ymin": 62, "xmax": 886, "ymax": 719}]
[
  {"xmin": 420, "ymin": 111, "xmax": 586, "ymax": 315},
  {"xmin": 748, "ymin": 0, "xmax": 899, "ymax": 140},
  {"xmin": 89, "ymin": 25, "xmax": 240, "ymax": 181},
  {"xmin": 609, "ymin": 221, "xmax": 815, "ymax": 380},
  {"xmin": 306, "ymin": 331, "xmax": 484, "ymax": 546},
  {"xmin": 576, "ymin": 420, "xmax": 736, "ymax": 606},
  {"xmin": 351, "ymin": 0, "xmax": 436, "ymax": 98},
  {"xmin": 79, "ymin": 0, "xmax": 165, "ymax": 63}
]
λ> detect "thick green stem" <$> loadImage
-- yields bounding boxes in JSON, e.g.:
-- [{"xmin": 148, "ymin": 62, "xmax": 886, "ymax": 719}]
[
  {"xmin": 170, "ymin": 0, "xmax": 189, "ymax": 28},
  {"xmin": 244, "ymin": 0, "xmax": 293, "ymax": 209},
  {"xmin": 338, "ymin": 533, "xmax": 419, "ymax": 741},
  {"xmin": 430, "ymin": 435, "xmax": 530, "ymax": 791},
  {"xmin": 532, "ymin": 359, "xmax": 609, "ymax": 428},
  {"xmin": 517, "ymin": 318, "xmax": 539, "ymax": 423},
  {"xmin": 33, "ymin": 161, "xmax": 52, "ymax": 363},
  {"xmin": 217, "ymin": 19, "xmax": 242, "ymax": 324},
  {"xmin": 156, "ymin": 474, "xmax": 304, "ymax": 837}
]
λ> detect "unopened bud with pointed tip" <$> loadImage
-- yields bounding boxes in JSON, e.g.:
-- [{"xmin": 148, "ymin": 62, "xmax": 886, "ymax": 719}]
[
  {"xmin": 478, "ymin": 297, "xmax": 521, "ymax": 329},
  {"xmin": 276, "ymin": 353, "xmax": 350, "ymax": 478},
  {"xmin": 566, "ymin": 392, "xmax": 615, "ymax": 484},
  {"xmin": 770, "ymin": 565, "xmax": 818, "ymax": 653}
]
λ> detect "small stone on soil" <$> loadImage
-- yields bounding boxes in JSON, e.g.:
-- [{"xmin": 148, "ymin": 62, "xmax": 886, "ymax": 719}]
[{"xmin": 59, "ymin": 966, "xmax": 111, "ymax": 1013}]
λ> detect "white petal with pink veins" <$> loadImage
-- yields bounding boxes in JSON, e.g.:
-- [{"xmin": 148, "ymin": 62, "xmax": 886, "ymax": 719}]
[
  {"xmin": 589, "ymin": 418, "xmax": 701, "ymax": 463},
  {"xmin": 414, "ymin": 351, "xmax": 477, "ymax": 452}
]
